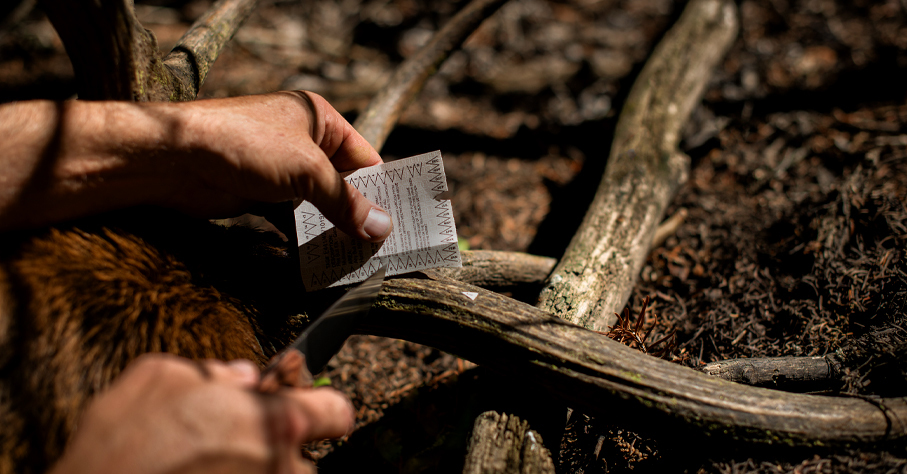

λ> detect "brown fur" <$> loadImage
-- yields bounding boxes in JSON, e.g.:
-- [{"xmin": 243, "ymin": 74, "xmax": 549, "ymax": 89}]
[{"xmin": 0, "ymin": 208, "xmax": 307, "ymax": 474}]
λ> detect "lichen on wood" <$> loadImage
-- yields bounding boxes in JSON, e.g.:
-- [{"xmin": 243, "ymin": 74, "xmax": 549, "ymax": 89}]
[{"xmin": 536, "ymin": 0, "xmax": 739, "ymax": 331}]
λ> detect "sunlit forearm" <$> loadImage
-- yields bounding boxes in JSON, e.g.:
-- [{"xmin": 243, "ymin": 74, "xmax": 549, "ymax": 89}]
[{"xmin": 0, "ymin": 100, "xmax": 182, "ymax": 231}]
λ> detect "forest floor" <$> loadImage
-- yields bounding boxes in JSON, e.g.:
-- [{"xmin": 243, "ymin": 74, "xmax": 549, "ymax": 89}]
[{"xmin": 1, "ymin": 0, "xmax": 906, "ymax": 472}]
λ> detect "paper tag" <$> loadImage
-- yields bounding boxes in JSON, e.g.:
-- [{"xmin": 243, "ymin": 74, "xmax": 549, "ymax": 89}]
[{"xmin": 294, "ymin": 150, "xmax": 462, "ymax": 290}]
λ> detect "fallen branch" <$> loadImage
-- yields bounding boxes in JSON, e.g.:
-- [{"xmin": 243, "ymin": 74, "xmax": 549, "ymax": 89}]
[
  {"xmin": 363, "ymin": 278, "xmax": 907, "ymax": 446},
  {"xmin": 425, "ymin": 250, "xmax": 555, "ymax": 291},
  {"xmin": 700, "ymin": 322, "xmax": 907, "ymax": 394},
  {"xmin": 537, "ymin": 0, "xmax": 738, "ymax": 331},
  {"xmin": 651, "ymin": 207, "xmax": 688, "ymax": 249},
  {"xmin": 353, "ymin": 0, "xmax": 509, "ymax": 150},
  {"xmin": 700, "ymin": 356, "xmax": 838, "ymax": 392},
  {"xmin": 457, "ymin": 3, "xmax": 737, "ymax": 464}
]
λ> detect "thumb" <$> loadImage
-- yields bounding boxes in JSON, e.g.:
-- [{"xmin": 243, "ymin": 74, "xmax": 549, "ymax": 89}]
[{"xmin": 303, "ymin": 160, "xmax": 393, "ymax": 242}]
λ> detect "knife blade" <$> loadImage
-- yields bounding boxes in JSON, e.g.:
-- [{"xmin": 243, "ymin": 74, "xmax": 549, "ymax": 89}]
[{"xmin": 260, "ymin": 265, "xmax": 386, "ymax": 386}]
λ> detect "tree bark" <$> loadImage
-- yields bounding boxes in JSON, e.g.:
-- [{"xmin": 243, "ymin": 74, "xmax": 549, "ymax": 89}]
[
  {"xmin": 536, "ymin": 0, "xmax": 739, "ymax": 332},
  {"xmin": 362, "ymin": 278, "xmax": 907, "ymax": 446},
  {"xmin": 39, "ymin": 0, "xmax": 174, "ymax": 101},
  {"xmin": 39, "ymin": 0, "xmax": 255, "ymax": 102},
  {"xmin": 463, "ymin": 412, "xmax": 555, "ymax": 474}
]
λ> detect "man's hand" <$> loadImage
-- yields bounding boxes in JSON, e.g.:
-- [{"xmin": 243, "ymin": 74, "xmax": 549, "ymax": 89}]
[
  {"xmin": 0, "ymin": 91, "xmax": 392, "ymax": 241},
  {"xmin": 164, "ymin": 91, "xmax": 392, "ymax": 241},
  {"xmin": 49, "ymin": 354, "xmax": 354, "ymax": 474}
]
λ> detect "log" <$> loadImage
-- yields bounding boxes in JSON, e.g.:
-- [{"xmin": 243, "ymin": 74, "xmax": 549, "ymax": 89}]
[
  {"xmin": 353, "ymin": 0, "xmax": 509, "ymax": 150},
  {"xmin": 362, "ymin": 278, "xmax": 907, "ymax": 446},
  {"xmin": 463, "ymin": 412, "xmax": 555, "ymax": 474},
  {"xmin": 536, "ymin": 0, "xmax": 739, "ymax": 331}
]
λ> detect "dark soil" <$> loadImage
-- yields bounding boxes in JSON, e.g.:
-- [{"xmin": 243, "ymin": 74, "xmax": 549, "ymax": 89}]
[{"xmin": 2, "ymin": 0, "xmax": 906, "ymax": 472}]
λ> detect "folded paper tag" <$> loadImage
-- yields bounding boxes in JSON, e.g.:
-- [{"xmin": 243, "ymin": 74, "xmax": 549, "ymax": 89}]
[{"xmin": 294, "ymin": 150, "xmax": 462, "ymax": 290}]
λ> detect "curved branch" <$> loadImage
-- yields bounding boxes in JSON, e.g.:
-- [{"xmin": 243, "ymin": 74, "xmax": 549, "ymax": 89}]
[
  {"xmin": 425, "ymin": 250, "xmax": 555, "ymax": 291},
  {"xmin": 537, "ymin": 0, "xmax": 738, "ymax": 331},
  {"xmin": 362, "ymin": 278, "xmax": 907, "ymax": 446},
  {"xmin": 353, "ymin": 0, "xmax": 509, "ymax": 150}
]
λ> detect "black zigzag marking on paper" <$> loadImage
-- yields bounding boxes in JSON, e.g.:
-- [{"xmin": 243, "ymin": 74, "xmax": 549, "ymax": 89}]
[
  {"xmin": 441, "ymin": 242, "xmax": 461, "ymax": 263},
  {"xmin": 308, "ymin": 260, "xmax": 382, "ymax": 289},
  {"xmin": 300, "ymin": 210, "xmax": 319, "ymax": 239},
  {"xmin": 308, "ymin": 266, "xmax": 345, "ymax": 289},
  {"xmin": 346, "ymin": 163, "xmax": 424, "ymax": 190},
  {"xmin": 425, "ymin": 155, "xmax": 446, "ymax": 193},
  {"xmin": 434, "ymin": 201, "xmax": 456, "ymax": 243},
  {"xmin": 386, "ymin": 252, "xmax": 437, "ymax": 272},
  {"xmin": 299, "ymin": 211, "xmax": 322, "ymax": 264}
]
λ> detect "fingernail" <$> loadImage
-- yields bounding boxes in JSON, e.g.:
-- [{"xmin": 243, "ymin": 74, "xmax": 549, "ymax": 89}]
[{"xmin": 363, "ymin": 208, "xmax": 391, "ymax": 239}]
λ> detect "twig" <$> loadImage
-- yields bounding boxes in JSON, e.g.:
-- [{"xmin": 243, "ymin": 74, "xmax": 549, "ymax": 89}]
[
  {"xmin": 354, "ymin": 0, "xmax": 509, "ymax": 150},
  {"xmin": 700, "ymin": 356, "xmax": 838, "ymax": 392},
  {"xmin": 651, "ymin": 207, "xmax": 688, "ymax": 249}
]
